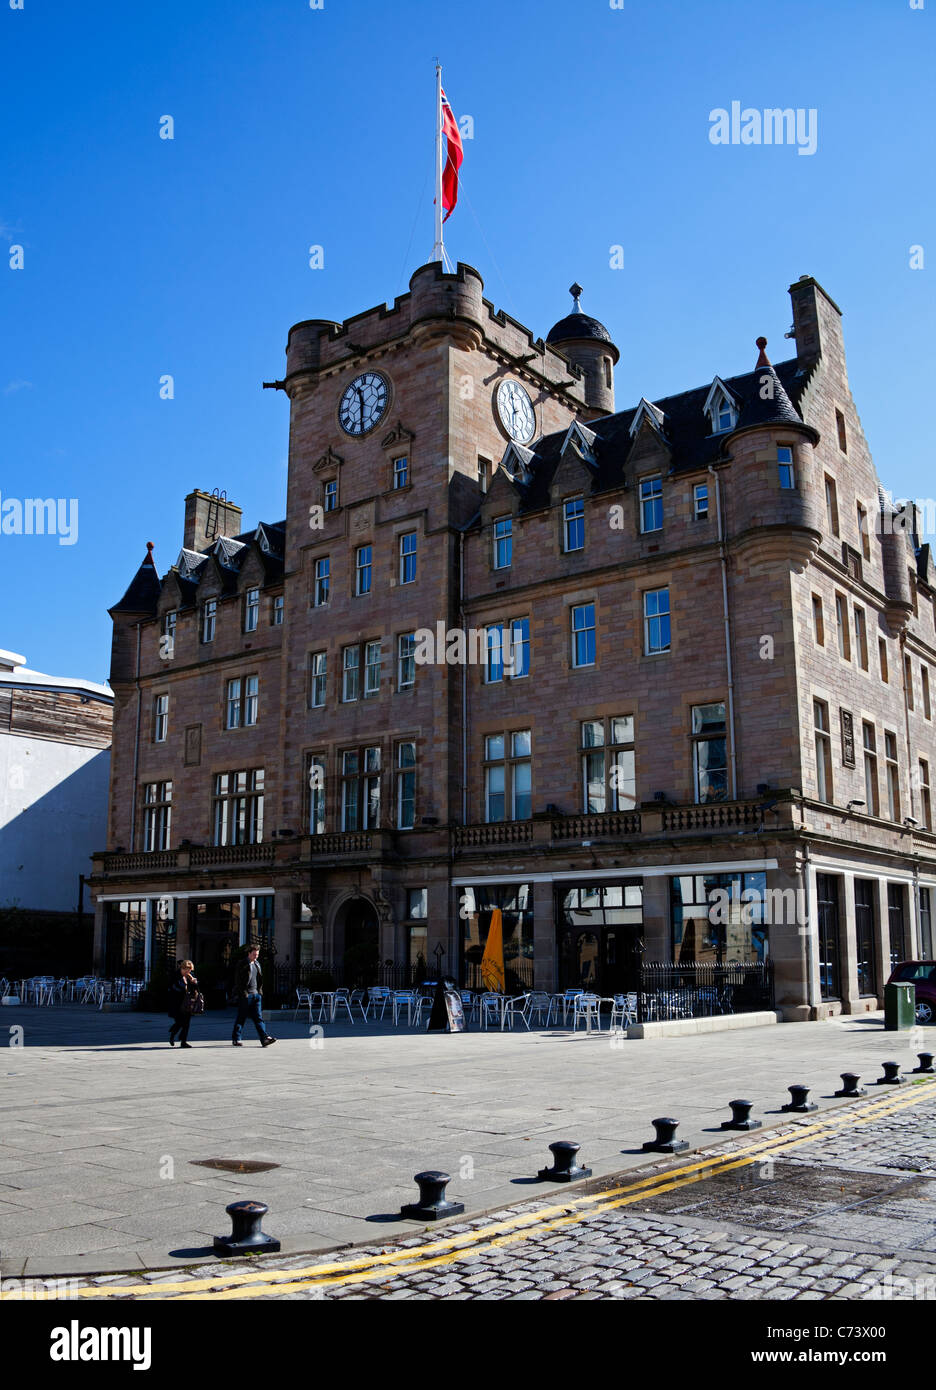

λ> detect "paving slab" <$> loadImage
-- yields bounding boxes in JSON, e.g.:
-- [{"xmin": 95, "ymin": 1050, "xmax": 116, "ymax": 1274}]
[{"xmin": 1, "ymin": 1003, "xmax": 934, "ymax": 1274}]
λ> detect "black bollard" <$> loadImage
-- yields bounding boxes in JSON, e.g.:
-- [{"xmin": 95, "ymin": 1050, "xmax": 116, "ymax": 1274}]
[
  {"xmin": 720, "ymin": 1099, "xmax": 761, "ymax": 1132},
  {"xmin": 400, "ymin": 1170, "xmax": 465, "ymax": 1221},
  {"xmin": 642, "ymin": 1117, "xmax": 689, "ymax": 1154},
  {"xmin": 912, "ymin": 1052, "xmax": 935, "ymax": 1074},
  {"xmin": 213, "ymin": 1200, "xmax": 281, "ymax": 1256},
  {"xmin": 537, "ymin": 1140, "xmax": 592, "ymax": 1182},
  {"xmin": 781, "ymin": 1084, "xmax": 817, "ymax": 1113},
  {"xmin": 876, "ymin": 1060, "xmax": 904, "ymax": 1085},
  {"xmin": 834, "ymin": 1072, "xmax": 866, "ymax": 1097}
]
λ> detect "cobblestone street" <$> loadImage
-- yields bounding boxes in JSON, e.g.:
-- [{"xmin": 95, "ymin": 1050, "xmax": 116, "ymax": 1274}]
[{"xmin": 13, "ymin": 1079, "xmax": 933, "ymax": 1302}]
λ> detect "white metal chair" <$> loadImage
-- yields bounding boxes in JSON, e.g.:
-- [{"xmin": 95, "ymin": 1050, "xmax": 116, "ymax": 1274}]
[
  {"xmin": 331, "ymin": 987, "xmax": 354, "ymax": 1023},
  {"xmin": 560, "ymin": 988, "xmax": 585, "ymax": 1025},
  {"xmin": 292, "ymin": 988, "xmax": 312, "ymax": 1021},
  {"xmin": 479, "ymin": 993, "xmax": 505, "ymax": 1030},
  {"xmin": 365, "ymin": 986, "xmax": 391, "ymax": 1020},
  {"xmin": 502, "ymin": 993, "xmax": 532, "ymax": 1030},
  {"xmin": 526, "ymin": 992, "xmax": 557, "ymax": 1026},
  {"xmin": 572, "ymin": 992, "xmax": 602, "ymax": 1031},
  {"xmin": 411, "ymin": 992, "xmax": 433, "ymax": 1026},
  {"xmin": 609, "ymin": 993, "xmax": 638, "ymax": 1030},
  {"xmin": 459, "ymin": 991, "xmax": 478, "ymax": 1023}
]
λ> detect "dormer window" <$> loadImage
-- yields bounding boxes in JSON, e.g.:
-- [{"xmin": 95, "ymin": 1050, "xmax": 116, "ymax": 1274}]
[{"xmin": 703, "ymin": 378, "xmax": 737, "ymax": 435}]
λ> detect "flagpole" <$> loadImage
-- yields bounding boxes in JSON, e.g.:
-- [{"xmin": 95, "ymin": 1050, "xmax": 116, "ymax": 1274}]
[{"xmin": 432, "ymin": 61, "xmax": 444, "ymax": 264}]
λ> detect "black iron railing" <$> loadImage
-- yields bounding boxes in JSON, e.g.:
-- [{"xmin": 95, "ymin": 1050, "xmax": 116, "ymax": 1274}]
[
  {"xmin": 462, "ymin": 957, "xmax": 534, "ymax": 993},
  {"xmin": 636, "ymin": 960, "xmax": 774, "ymax": 1023}
]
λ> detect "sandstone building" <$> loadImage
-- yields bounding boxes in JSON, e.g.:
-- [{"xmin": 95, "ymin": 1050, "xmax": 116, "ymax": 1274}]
[{"xmin": 91, "ymin": 265, "xmax": 936, "ymax": 1019}]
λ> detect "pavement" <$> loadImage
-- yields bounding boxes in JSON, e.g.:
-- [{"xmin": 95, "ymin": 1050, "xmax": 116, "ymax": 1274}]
[{"xmin": 0, "ymin": 1003, "xmax": 933, "ymax": 1279}]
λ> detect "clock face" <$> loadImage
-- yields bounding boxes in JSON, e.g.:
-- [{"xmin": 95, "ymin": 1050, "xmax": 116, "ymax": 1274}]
[
  {"xmin": 496, "ymin": 380, "xmax": 536, "ymax": 444},
  {"xmin": 338, "ymin": 372, "xmax": 390, "ymax": 436}
]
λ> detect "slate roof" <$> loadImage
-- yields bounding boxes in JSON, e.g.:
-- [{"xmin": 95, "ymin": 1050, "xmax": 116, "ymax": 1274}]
[
  {"xmin": 547, "ymin": 311, "xmax": 615, "ymax": 346},
  {"xmin": 109, "ymin": 542, "xmax": 163, "ymax": 616},
  {"xmin": 504, "ymin": 353, "xmax": 818, "ymax": 513},
  {"xmin": 111, "ymin": 524, "xmax": 286, "ymax": 615}
]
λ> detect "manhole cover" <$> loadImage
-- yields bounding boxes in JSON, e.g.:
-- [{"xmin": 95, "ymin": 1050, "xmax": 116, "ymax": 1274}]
[{"xmin": 190, "ymin": 1158, "xmax": 280, "ymax": 1174}]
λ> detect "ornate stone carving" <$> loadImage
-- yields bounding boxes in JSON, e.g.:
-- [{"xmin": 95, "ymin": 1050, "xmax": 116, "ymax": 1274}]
[
  {"xmin": 380, "ymin": 420, "xmax": 415, "ymax": 451},
  {"xmin": 312, "ymin": 445, "xmax": 344, "ymax": 475},
  {"xmin": 184, "ymin": 724, "xmax": 202, "ymax": 766}
]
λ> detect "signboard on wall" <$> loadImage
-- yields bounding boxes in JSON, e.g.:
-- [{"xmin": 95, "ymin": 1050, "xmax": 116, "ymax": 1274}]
[{"xmin": 840, "ymin": 708, "xmax": 855, "ymax": 768}]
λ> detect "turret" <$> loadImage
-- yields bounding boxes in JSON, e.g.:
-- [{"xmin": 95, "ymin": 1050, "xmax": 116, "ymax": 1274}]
[
  {"xmin": 107, "ymin": 542, "xmax": 162, "ymax": 685},
  {"xmin": 546, "ymin": 283, "xmax": 619, "ymax": 417}
]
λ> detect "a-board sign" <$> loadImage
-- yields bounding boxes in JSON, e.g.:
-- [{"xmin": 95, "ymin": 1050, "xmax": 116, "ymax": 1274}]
[{"xmin": 426, "ymin": 977, "xmax": 465, "ymax": 1032}]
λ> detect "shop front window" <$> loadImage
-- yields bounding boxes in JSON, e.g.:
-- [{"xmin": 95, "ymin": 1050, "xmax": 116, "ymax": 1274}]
[
  {"xmin": 461, "ymin": 883, "xmax": 533, "ymax": 992},
  {"xmin": 671, "ymin": 872, "xmax": 768, "ymax": 964}
]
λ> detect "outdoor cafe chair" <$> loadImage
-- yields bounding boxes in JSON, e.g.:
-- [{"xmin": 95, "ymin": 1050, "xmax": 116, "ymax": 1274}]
[
  {"xmin": 609, "ymin": 993, "xmax": 638, "ymax": 1030},
  {"xmin": 365, "ymin": 985, "xmax": 391, "ymax": 1021},
  {"xmin": 331, "ymin": 988, "xmax": 355, "ymax": 1024},
  {"xmin": 525, "ymin": 995, "xmax": 556, "ymax": 1028},
  {"xmin": 559, "ymin": 988, "xmax": 585, "ymax": 1025},
  {"xmin": 572, "ymin": 992, "xmax": 603, "ymax": 1031},
  {"xmin": 479, "ymin": 993, "xmax": 505, "ymax": 1030},
  {"xmin": 307, "ymin": 989, "xmax": 333, "ymax": 1022},
  {"xmin": 459, "ymin": 990, "xmax": 478, "ymax": 1023},
  {"xmin": 502, "ymin": 993, "xmax": 532, "ymax": 1030},
  {"xmin": 411, "ymin": 992, "xmax": 433, "ymax": 1026},
  {"xmin": 292, "ymin": 988, "xmax": 313, "ymax": 1021}
]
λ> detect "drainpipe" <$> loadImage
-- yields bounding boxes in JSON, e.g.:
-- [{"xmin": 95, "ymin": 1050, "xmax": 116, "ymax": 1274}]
[
  {"xmin": 129, "ymin": 622, "xmax": 143, "ymax": 850},
  {"xmin": 709, "ymin": 466, "xmax": 738, "ymax": 800}
]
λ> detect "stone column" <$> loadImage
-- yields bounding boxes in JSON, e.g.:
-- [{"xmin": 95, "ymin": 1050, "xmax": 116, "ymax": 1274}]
[
  {"xmin": 769, "ymin": 856, "xmax": 810, "ymax": 1021},
  {"xmin": 533, "ymin": 879, "xmax": 556, "ymax": 991},
  {"xmin": 840, "ymin": 871, "xmax": 862, "ymax": 1015},
  {"xmin": 873, "ymin": 876, "xmax": 891, "ymax": 1001},
  {"xmin": 92, "ymin": 898, "xmax": 107, "ymax": 974},
  {"xmin": 641, "ymin": 875, "xmax": 669, "ymax": 961}
]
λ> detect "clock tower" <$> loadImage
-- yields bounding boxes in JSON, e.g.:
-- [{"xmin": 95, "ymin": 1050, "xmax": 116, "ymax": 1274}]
[{"xmin": 269, "ymin": 260, "xmax": 602, "ymax": 844}]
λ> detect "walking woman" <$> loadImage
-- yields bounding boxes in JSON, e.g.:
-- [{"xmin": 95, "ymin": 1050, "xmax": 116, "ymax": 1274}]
[{"xmin": 168, "ymin": 960, "xmax": 199, "ymax": 1048}]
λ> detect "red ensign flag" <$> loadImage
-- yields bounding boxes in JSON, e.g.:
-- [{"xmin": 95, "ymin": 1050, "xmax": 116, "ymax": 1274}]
[{"xmin": 441, "ymin": 88, "xmax": 463, "ymax": 222}]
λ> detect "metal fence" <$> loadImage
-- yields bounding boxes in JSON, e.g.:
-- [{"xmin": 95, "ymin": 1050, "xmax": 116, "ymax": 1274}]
[
  {"xmin": 462, "ymin": 957, "xmax": 535, "ymax": 994},
  {"xmin": 636, "ymin": 961, "xmax": 774, "ymax": 1022}
]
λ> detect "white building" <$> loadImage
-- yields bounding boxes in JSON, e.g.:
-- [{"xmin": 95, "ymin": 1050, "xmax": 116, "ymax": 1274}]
[{"xmin": 0, "ymin": 649, "xmax": 112, "ymax": 915}]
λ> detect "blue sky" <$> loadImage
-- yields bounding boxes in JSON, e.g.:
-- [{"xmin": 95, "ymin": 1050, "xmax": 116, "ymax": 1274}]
[{"xmin": 1, "ymin": 0, "xmax": 933, "ymax": 682}]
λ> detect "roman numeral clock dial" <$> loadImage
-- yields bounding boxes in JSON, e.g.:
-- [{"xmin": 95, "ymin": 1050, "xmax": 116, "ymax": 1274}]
[
  {"xmin": 496, "ymin": 379, "xmax": 536, "ymax": 444},
  {"xmin": 338, "ymin": 372, "xmax": 390, "ymax": 436}
]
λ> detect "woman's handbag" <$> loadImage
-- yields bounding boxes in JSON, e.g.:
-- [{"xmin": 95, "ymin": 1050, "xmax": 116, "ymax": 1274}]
[{"xmin": 183, "ymin": 991, "xmax": 206, "ymax": 1016}]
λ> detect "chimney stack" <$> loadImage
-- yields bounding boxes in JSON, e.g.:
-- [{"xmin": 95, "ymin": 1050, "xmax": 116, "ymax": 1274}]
[{"xmin": 183, "ymin": 489, "xmax": 242, "ymax": 553}]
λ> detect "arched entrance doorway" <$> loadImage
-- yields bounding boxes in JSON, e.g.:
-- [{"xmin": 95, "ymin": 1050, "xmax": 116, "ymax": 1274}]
[{"xmin": 335, "ymin": 896, "xmax": 380, "ymax": 987}]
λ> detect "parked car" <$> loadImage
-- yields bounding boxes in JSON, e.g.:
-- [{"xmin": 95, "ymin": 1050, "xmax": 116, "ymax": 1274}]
[{"xmin": 886, "ymin": 961, "xmax": 936, "ymax": 1025}]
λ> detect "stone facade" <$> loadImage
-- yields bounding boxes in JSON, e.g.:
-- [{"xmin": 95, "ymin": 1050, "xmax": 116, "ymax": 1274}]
[{"xmin": 91, "ymin": 265, "xmax": 936, "ymax": 1019}]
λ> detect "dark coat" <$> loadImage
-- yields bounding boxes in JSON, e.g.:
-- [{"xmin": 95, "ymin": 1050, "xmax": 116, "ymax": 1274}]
[
  {"xmin": 233, "ymin": 957, "xmax": 263, "ymax": 999},
  {"xmin": 167, "ymin": 974, "xmax": 198, "ymax": 1019}
]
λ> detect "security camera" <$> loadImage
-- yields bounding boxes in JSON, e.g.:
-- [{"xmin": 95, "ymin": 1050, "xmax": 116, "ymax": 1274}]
[
  {"xmin": 904, "ymin": 816, "xmax": 920, "ymax": 828},
  {"xmin": 846, "ymin": 799, "xmax": 866, "ymax": 812}
]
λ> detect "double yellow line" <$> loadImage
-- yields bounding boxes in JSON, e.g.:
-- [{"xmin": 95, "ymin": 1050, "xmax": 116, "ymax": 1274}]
[{"xmin": 5, "ymin": 1082, "xmax": 933, "ymax": 1301}]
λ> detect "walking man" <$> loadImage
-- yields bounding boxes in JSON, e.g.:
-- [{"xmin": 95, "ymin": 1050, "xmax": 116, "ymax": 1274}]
[{"xmin": 232, "ymin": 945, "xmax": 277, "ymax": 1048}]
